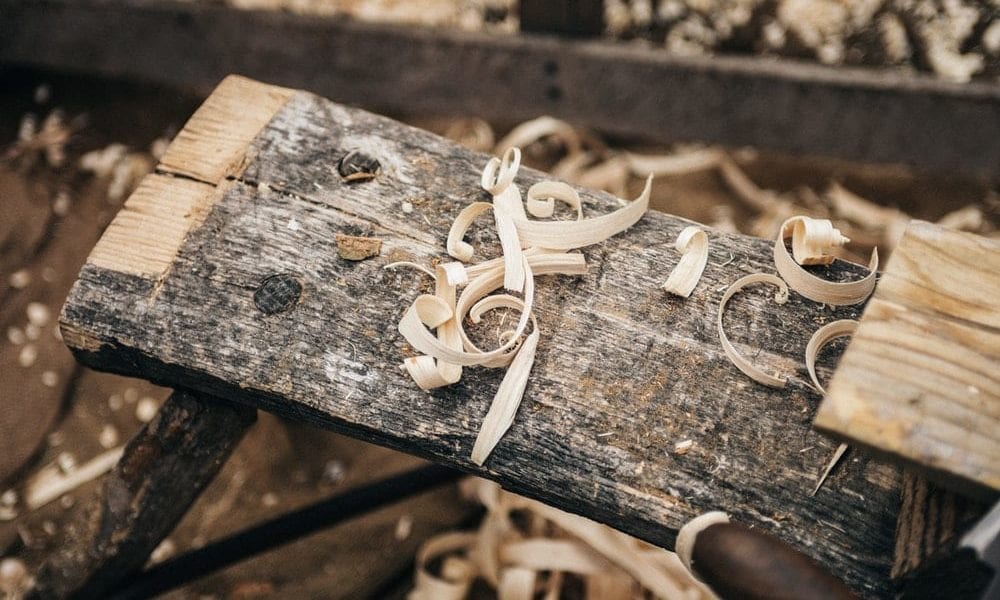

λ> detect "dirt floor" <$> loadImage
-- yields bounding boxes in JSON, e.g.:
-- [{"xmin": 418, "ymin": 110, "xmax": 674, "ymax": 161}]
[{"xmin": 0, "ymin": 65, "xmax": 996, "ymax": 599}]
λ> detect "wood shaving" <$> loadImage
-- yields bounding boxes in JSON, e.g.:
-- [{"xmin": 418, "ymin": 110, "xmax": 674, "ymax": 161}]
[
  {"xmin": 623, "ymin": 148, "xmax": 723, "ymax": 178},
  {"xmin": 812, "ymin": 442, "xmax": 849, "ymax": 496},
  {"xmin": 717, "ymin": 274, "xmax": 789, "ymax": 388},
  {"xmin": 24, "ymin": 447, "xmax": 123, "ymax": 510},
  {"xmin": 335, "ymin": 234, "xmax": 383, "ymax": 261},
  {"xmin": 675, "ymin": 511, "xmax": 730, "ymax": 574},
  {"xmin": 409, "ymin": 478, "xmax": 716, "ymax": 600},
  {"xmin": 494, "ymin": 116, "xmax": 580, "ymax": 157},
  {"xmin": 393, "ymin": 147, "xmax": 650, "ymax": 465},
  {"xmin": 663, "ymin": 226, "xmax": 709, "ymax": 298},
  {"xmin": 805, "ymin": 319, "xmax": 858, "ymax": 395},
  {"xmin": 804, "ymin": 319, "xmax": 857, "ymax": 495},
  {"xmin": 774, "ymin": 216, "xmax": 878, "ymax": 306}
]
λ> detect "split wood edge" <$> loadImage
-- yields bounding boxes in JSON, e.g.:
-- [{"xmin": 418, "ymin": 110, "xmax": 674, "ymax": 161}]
[{"xmin": 84, "ymin": 76, "xmax": 294, "ymax": 280}]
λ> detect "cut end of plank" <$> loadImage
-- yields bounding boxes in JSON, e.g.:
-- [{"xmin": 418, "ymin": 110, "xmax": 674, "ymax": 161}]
[
  {"xmin": 159, "ymin": 75, "xmax": 294, "ymax": 183},
  {"xmin": 87, "ymin": 174, "xmax": 219, "ymax": 278}
]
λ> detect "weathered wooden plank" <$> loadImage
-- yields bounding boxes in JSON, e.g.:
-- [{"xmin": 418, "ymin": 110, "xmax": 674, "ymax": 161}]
[
  {"xmin": 60, "ymin": 76, "xmax": 901, "ymax": 596},
  {"xmin": 816, "ymin": 221, "xmax": 1000, "ymax": 498},
  {"xmin": 519, "ymin": 0, "xmax": 604, "ymax": 37},
  {"xmin": 28, "ymin": 389, "xmax": 256, "ymax": 600},
  {"xmin": 892, "ymin": 472, "xmax": 993, "ymax": 599},
  {"xmin": 1, "ymin": 0, "xmax": 999, "ymax": 175}
]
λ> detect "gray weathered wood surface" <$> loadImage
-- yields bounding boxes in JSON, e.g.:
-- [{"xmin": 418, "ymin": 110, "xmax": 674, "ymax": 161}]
[
  {"xmin": 60, "ymin": 77, "xmax": 901, "ymax": 596},
  {"xmin": 1, "ymin": 0, "xmax": 999, "ymax": 175}
]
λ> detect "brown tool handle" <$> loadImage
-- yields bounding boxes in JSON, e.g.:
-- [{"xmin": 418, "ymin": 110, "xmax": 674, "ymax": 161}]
[{"xmin": 691, "ymin": 522, "xmax": 859, "ymax": 600}]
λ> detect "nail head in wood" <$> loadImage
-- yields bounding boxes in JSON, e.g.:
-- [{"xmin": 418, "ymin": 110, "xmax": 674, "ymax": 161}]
[
  {"xmin": 338, "ymin": 150, "xmax": 380, "ymax": 182},
  {"xmin": 253, "ymin": 273, "xmax": 302, "ymax": 314}
]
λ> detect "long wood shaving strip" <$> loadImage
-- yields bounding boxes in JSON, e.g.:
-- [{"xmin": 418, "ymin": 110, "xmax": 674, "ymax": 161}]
[
  {"xmin": 408, "ymin": 479, "xmax": 716, "ymax": 600},
  {"xmin": 663, "ymin": 226, "xmax": 709, "ymax": 298},
  {"xmin": 624, "ymin": 148, "xmax": 723, "ymax": 177},
  {"xmin": 774, "ymin": 216, "xmax": 878, "ymax": 306},
  {"xmin": 717, "ymin": 273, "xmax": 790, "ymax": 388},
  {"xmin": 514, "ymin": 176, "xmax": 652, "ymax": 250},
  {"xmin": 394, "ymin": 147, "xmax": 650, "ymax": 466}
]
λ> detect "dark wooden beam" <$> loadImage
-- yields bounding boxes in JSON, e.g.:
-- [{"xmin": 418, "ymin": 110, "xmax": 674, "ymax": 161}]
[
  {"xmin": 1, "ymin": 0, "xmax": 998, "ymax": 176},
  {"xmin": 28, "ymin": 390, "xmax": 256, "ymax": 600},
  {"xmin": 520, "ymin": 0, "xmax": 604, "ymax": 36}
]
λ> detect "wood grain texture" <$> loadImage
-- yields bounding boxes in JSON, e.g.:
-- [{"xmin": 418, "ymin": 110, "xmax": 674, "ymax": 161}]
[
  {"xmin": 61, "ymin": 80, "xmax": 901, "ymax": 596},
  {"xmin": 816, "ymin": 221, "xmax": 1000, "ymax": 498},
  {"xmin": 2, "ymin": 0, "xmax": 999, "ymax": 175},
  {"xmin": 892, "ymin": 473, "xmax": 993, "ymax": 599},
  {"xmin": 28, "ymin": 389, "xmax": 256, "ymax": 600}
]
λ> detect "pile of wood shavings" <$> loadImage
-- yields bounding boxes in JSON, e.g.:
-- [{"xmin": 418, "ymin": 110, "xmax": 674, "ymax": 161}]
[
  {"xmin": 390, "ymin": 147, "xmax": 651, "ymax": 465},
  {"xmin": 409, "ymin": 478, "xmax": 715, "ymax": 600}
]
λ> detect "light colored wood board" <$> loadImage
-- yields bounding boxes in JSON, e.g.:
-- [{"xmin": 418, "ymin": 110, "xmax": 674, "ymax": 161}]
[
  {"xmin": 816, "ymin": 221, "xmax": 1000, "ymax": 497},
  {"xmin": 159, "ymin": 75, "xmax": 294, "ymax": 184},
  {"xmin": 86, "ymin": 174, "xmax": 218, "ymax": 278},
  {"xmin": 61, "ymin": 84, "xmax": 901, "ymax": 597},
  {"xmin": 874, "ymin": 220, "xmax": 1000, "ymax": 330}
]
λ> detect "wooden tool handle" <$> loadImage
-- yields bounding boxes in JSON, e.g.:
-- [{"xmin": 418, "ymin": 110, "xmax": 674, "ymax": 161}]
[{"xmin": 692, "ymin": 522, "xmax": 859, "ymax": 600}]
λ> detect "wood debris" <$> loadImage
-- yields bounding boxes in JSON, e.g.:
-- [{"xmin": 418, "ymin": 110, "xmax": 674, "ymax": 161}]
[
  {"xmin": 717, "ymin": 274, "xmax": 790, "ymax": 388},
  {"xmin": 408, "ymin": 478, "xmax": 716, "ymax": 600},
  {"xmin": 804, "ymin": 319, "xmax": 858, "ymax": 494},
  {"xmin": 392, "ymin": 147, "xmax": 651, "ymax": 465},
  {"xmin": 336, "ymin": 234, "xmax": 383, "ymax": 261},
  {"xmin": 663, "ymin": 226, "xmax": 709, "ymax": 298},
  {"xmin": 24, "ymin": 447, "xmax": 124, "ymax": 510},
  {"xmin": 774, "ymin": 216, "xmax": 878, "ymax": 306}
]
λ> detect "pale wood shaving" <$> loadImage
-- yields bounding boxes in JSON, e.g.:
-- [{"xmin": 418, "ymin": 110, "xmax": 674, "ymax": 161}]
[
  {"xmin": 408, "ymin": 479, "xmax": 716, "ymax": 600},
  {"xmin": 717, "ymin": 273, "xmax": 790, "ymax": 388},
  {"xmin": 804, "ymin": 319, "xmax": 858, "ymax": 495},
  {"xmin": 663, "ymin": 226, "xmax": 709, "ymax": 298},
  {"xmin": 805, "ymin": 319, "xmax": 858, "ymax": 395},
  {"xmin": 25, "ymin": 447, "xmax": 124, "ymax": 510},
  {"xmin": 675, "ymin": 511, "xmax": 731, "ymax": 574},
  {"xmin": 393, "ymin": 147, "xmax": 650, "ymax": 465},
  {"xmin": 774, "ymin": 216, "xmax": 878, "ymax": 306},
  {"xmin": 624, "ymin": 148, "xmax": 723, "ymax": 178}
]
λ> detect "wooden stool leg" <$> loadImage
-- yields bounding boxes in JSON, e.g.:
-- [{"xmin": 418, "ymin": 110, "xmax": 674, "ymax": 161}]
[{"xmin": 28, "ymin": 390, "xmax": 256, "ymax": 600}]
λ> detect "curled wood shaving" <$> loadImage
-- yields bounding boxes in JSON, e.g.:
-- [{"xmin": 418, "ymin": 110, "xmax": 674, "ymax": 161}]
[
  {"xmin": 494, "ymin": 116, "xmax": 580, "ymax": 156},
  {"xmin": 675, "ymin": 511, "xmax": 731, "ymax": 574},
  {"xmin": 663, "ymin": 226, "xmax": 709, "ymax": 298},
  {"xmin": 804, "ymin": 319, "xmax": 857, "ymax": 496},
  {"xmin": 394, "ymin": 147, "xmax": 650, "ymax": 465},
  {"xmin": 513, "ymin": 176, "xmax": 652, "ymax": 250},
  {"xmin": 774, "ymin": 216, "xmax": 878, "ymax": 306},
  {"xmin": 717, "ymin": 274, "xmax": 789, "ymax": 388},
  {"xmin": 409, "ymin": 478, "xmax": 716, "ymax": 600},
  {"xmin": 525, "ymin": 181, "xmax": 582, "ymax": 220},
  {"xmin": 805, "ymin": 319, "xmax": 858, "ymax": 395}
]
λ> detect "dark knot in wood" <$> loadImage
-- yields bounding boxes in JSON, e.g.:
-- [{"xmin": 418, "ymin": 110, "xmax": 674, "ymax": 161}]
[
  {"xmin": 338, "ymin": 150, "xmax": 380, "ymax": 182},
  {"xmin": 254, "ymin": 273, "xmax": 302, "ymax": 314}
]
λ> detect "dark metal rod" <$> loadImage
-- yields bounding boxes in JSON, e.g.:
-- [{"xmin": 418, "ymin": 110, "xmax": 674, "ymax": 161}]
[{"xmin": 107, "ymin": 463, "xmax": 461, "ymax": 600}]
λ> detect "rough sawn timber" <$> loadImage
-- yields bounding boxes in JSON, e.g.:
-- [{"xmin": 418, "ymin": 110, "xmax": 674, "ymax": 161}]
[
  {"xmin": 816, "ymin": 221, "xmax": 1000, "ymax": 498},
  {"xmin": 60, "ymin": 76, "xmax": 901, "ymax": 597}
]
